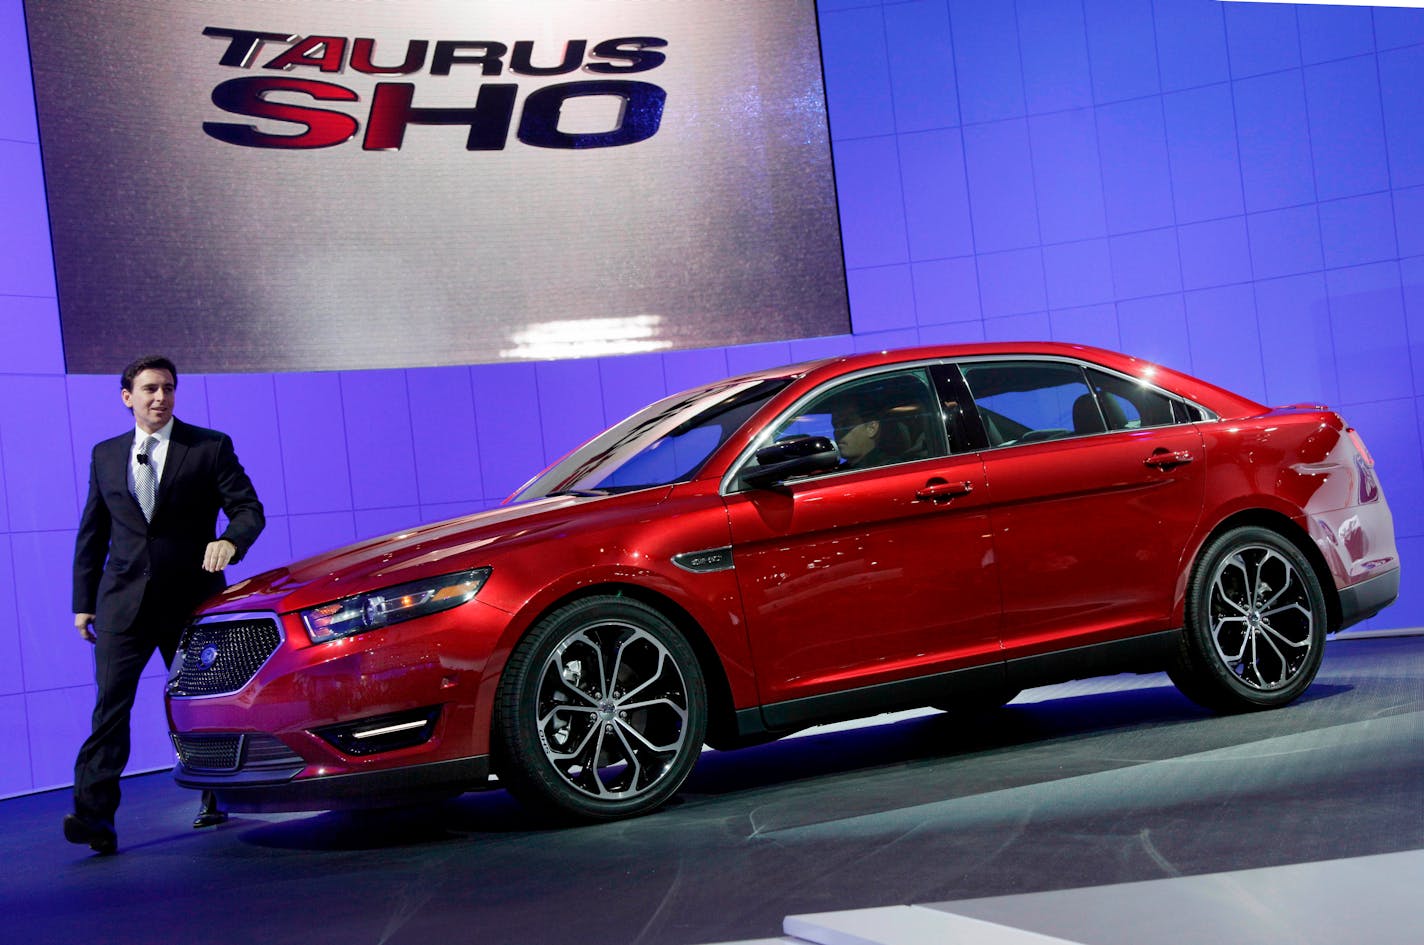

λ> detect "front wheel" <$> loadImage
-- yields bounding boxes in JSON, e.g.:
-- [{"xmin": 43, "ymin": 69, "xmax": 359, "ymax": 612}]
[
  {"xmin": 492, "ymin": 596, "xmax": 707, "ymax": 822},
  {"xmin": 1169, "ymin": 526, "xmax": 1327, "ymax": 713}
]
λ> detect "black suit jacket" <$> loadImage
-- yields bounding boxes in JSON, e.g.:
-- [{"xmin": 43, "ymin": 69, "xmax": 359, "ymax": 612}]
[{"xmin": 73, "ymin": 418, "xmax": 265, "ymax": 637}]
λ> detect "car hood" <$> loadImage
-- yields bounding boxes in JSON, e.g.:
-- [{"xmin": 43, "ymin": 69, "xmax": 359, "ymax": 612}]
[{"xmin": 203, "ymin": 492, "xmax": 650, "ymax": 616}]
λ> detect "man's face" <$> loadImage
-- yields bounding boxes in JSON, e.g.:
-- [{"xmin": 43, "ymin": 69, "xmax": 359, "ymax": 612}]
[
  {"xmin": 833, "ymin": 409, "xmax": 879, "ymax": 462},
  {"xmin": 122, "ymin": 368, "xmax": 176, "ymax": 433}
]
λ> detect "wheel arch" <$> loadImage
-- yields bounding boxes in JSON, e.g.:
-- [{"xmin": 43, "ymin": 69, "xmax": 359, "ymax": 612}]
[
  {"xmin": 502, "ymin": 581, "xmax": 746, "ymax": 751},
  {"xmin": 1183, "ymin": 509, "xmax": 1343, "ymax": 633}
]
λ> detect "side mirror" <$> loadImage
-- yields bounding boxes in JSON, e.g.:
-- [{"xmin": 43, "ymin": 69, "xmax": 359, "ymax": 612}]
[{"xmin": 740, "ymin": 435, "xmax": 840, "ymax": 489}]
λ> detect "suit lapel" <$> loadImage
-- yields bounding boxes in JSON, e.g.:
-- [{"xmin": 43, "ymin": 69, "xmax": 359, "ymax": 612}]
[
  {"xmin": 156, "ymin": 420, "xmax": 191, "ymax": 516},
  {"xmin": 101, "ymin": 433, "xmax": 146, "ymax": 520}
]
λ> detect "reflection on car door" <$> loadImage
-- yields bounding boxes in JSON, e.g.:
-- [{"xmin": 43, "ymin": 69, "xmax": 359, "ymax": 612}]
[
  {"xmin": 960, "ymin": 360, "xmax": 1207, "ymax": 658},
  {"xmin": 724, "ymin": 369, "xmax": 1001, "ymax": 720}
]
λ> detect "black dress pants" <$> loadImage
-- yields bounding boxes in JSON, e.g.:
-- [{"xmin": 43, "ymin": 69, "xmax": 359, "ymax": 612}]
[{"xmin": 71, "ymin": 600, "xmax": 181, "ymax": 826}]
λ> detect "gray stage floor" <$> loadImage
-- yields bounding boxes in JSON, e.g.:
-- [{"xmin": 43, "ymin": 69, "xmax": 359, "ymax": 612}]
[{"xmin": 3, "ymin": 632, "xmax": 1420, "ymax": 945}]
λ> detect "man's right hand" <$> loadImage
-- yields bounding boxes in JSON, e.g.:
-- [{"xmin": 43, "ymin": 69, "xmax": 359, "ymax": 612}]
[{"xmin": 75, "ymin": 613, "xmax": 96, "ymax": 643}]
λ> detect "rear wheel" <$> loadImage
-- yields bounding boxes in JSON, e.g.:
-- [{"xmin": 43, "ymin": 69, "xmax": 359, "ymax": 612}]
[
  {"xmin": 1169, "ymin": 526, "xmax": 1326, "ymax": 712},
  {"xmin": 493, "ymin": 596, "xmax": 707, "ymax": 822}
]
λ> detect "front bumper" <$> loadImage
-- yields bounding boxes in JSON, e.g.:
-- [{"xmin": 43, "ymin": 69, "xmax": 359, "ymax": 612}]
[
  {"xmin": 176, "ymin": 752, "xmax": 492, "ymax": 812},
  {"xmin": 167, "ymin": 598, "xmax": 512, "ymax": 811}
]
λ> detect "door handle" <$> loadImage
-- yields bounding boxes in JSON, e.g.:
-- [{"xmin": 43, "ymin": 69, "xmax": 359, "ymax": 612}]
[
  {"xmin": 915, "ymin": 478, "xmax": 974, "ymax": 502},
  {"xmin": 1144, "ymin": 449, "xmax": 1194, "ymax": 469}
]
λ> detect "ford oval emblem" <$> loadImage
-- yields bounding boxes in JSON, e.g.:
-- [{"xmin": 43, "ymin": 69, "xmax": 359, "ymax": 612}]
[{"xmin": 199, "ymin": 644, "xmax": 219, "ymax": 669}]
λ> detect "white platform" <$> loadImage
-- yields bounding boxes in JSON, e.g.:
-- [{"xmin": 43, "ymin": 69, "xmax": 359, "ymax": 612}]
[{"xmin": 703, "ymin": 849, "xmax": 1424, "ymax": 945}]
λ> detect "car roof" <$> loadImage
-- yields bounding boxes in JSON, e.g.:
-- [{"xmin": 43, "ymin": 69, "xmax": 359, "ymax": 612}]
[
  {"xmin": 786, "ymin": 341, "xmax": 1161, "ymax": 376},
  {"xmin": 733, "ymin": 342, "xmax": 1258, "ymax": 411},
  {"xmin": 696, "ymin": 342, "xmax": 1267, "ymax": 477}
]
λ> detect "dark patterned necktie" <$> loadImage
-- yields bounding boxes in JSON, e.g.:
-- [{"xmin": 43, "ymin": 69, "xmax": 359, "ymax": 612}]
[{"xmin": 136, "ymin": 435, "xmax": 158, "ymax": 521}]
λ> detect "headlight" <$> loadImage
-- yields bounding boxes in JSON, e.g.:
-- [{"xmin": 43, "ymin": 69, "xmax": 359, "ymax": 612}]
[{"xmin": 301, "ymin": 567, "xmax": 490, "ymax": 644}]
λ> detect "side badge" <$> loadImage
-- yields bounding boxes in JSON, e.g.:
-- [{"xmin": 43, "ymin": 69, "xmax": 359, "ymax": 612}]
[{"xmin": 672, "ymin": 547, "xmax": 735, "ymax": 573}]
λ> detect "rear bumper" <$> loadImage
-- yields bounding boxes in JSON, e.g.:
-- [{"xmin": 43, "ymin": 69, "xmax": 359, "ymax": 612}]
[
  {"xmin": 1338, "ymin": 566, "xmax": 1401, "ymax": 631},
  {"xmin": 175, "ymin": 754, "xmax": 491, "ymax": 813}
]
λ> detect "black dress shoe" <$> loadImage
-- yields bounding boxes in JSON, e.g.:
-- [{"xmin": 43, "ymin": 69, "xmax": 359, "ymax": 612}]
[
  {"xmin": 63, "ymin": 813, "xmax": 117, "ymax": 855},
  {"xmin": 193, "ymin": 794, "xmax": 229, "ymax": 829},
  {"xmin": 193, "ymin": 789, "xmax": 228, "ymax": 829},
  {"xmin": 193, "ymin": 808, "xmax": 229, "ymax": 828}
]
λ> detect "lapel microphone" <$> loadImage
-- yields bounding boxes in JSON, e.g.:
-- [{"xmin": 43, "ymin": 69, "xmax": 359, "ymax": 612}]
[{"xmin": 137, "ymin": 452, "xmax": 150, "ymax": 465}]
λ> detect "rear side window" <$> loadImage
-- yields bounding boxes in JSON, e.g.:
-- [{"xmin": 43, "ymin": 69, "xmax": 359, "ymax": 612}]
[
  {"xmin": 1085, "ymin": 368, "xmax": 1181, "ymax": 430},
  {"xmin": 1172, "ymin": 400, "xmax": 1208, "ymax": 423},
  {"xmin": 960, "ymin": 361, "xmax": 1099, "ymax": 446}
]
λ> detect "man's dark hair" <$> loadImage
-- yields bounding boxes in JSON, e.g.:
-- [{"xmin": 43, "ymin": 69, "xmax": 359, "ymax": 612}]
[{"xmin": 121, "ymin": 355, "xmax": 179, "ymax": 392}]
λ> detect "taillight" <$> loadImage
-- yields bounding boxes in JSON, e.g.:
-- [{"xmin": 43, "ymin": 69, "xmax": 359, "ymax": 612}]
[{"xmin": 1346, "ymin": 427, "xmax": 1374, "ymax": 467}]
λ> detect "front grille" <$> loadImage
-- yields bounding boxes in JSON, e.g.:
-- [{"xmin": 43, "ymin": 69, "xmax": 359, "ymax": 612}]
[
  {"xmin": 171, "ymin": 733, "xmax": 305, "ymax": 774},
  {"xmin": 168, "ymin": 615, "xmax": 282, "ymax": 697}
]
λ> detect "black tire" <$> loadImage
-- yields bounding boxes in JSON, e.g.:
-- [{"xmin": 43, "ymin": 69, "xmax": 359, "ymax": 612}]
[
  {"xmin": 1168, "ymin": 526, "xmax": 1327, "ymax": 713},
  {"xmin": 492, "ymin": 595, "xmax": 707, "ymax": 822}
]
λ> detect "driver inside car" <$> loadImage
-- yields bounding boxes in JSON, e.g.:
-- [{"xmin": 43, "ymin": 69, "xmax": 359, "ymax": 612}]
[{"xmin": 831, "ymin": 392, "xmax": 912, "ymax": 470}]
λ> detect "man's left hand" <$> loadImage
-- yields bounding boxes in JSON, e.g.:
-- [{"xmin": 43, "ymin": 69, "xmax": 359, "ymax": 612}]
[{"xmin": 203, "ymin": 539, "xmax": 237, "ymax": 572}]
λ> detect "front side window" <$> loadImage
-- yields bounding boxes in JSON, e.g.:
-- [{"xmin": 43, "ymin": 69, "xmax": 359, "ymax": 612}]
[{"xmin": 753, "ymin": 369, "xmax": 947, "ymax": 476}]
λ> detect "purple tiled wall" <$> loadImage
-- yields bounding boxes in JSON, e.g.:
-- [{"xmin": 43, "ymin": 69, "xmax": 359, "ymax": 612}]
[{"xmin": 2, "ymin": 0, "xmax": 1422, "ymax": 798}]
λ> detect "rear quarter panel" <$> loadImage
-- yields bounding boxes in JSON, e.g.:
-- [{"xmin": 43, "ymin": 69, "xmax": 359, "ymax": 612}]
[{"xmin": 1177, "ymin": 409, "xmax": 1398, "ymax": 626}]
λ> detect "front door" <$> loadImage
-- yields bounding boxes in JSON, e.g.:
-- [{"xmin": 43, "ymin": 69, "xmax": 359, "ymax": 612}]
[{"xmin": 724, "ymin": 367, "xmax": 1002, "ymax": 717}]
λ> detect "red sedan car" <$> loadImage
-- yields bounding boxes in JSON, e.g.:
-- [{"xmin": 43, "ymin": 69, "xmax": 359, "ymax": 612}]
[{"xmin": 166, "ymin": 343, "xmax": 1399, "ymax": 821}]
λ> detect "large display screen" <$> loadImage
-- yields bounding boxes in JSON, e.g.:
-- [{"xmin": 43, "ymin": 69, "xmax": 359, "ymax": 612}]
[{"xmin": 24, "ymin": 1, "xmax": 848, "ymax": 373}]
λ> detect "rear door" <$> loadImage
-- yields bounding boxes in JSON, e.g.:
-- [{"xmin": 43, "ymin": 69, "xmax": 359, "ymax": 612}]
[{"xmin": 953, "ymin": 359, "xmax": 1206, "ymax": 658}]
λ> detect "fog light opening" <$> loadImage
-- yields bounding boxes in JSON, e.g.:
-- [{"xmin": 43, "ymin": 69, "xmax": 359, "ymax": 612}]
[
  {"xmin": 314, "ymin": 706, "xmax": 442, "ymax": 757},
  {"xmin": 352, "ymin": 719, "xmax": 429, "ymax": 741}
]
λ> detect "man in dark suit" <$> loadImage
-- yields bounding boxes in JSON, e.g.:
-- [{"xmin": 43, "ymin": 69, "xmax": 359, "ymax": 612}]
[{"xmin": 65, "ymin": 355, "xmax": 264, "ymax": 854}]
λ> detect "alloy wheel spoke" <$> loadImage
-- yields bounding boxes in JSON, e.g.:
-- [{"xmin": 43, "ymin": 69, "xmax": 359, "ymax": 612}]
[
  {"xmin": 619, "ymin": 696, "xmax": 687, "ymax": 718},
  {"xmin": 616, "ymin": 644, "xmax": 666, "ymax": 705},
  {"xmin": 1214, "ymin": 557, "xmax": 1252, "ymax": 615},
  {"xmin": 571, "ymin": 628, "xmax": 614, "ymax": 698},
  {"xmin": 1258, "ymin": 617, "xmax": 1309, "ymax": 651},
  {"xmin": 1252, "ymin": 629, "xmax": 1289, "ymax": 685},
  {"xmin": 580, "ymin": 726, "xmax": 612, "ymax": 795},
  {"xmin": 607, "ymin": 724, "xmax": 645, "ymax": 789},
  {"xmin": 615, "ymin": 719, "xmax": 661, "ymax": 754},
  {"xmin": 560, "ymin": 733, "xmax": 603, "ymax": 774},
  {"xmin": 1254, "ymin": 553, "xmax": 1290, "ymax": 606},
  {"xmin": 1244, "ymin": 631, "xmax": 1264, "ymax": 687},
  {"xmin": 550, "ymin": 651, "xmax": 600, "ymax": 706},
  {"xmin": 1261, "ymin": 600, "xmax": 1310, "ymax": 624},
  {"xmin": 617, "ymin": 716, "xmax": 681, "ymax": 755},
  {"xmin": 1211, "ymin": 615, "xmax": 1249, "ymax": 661},
  {"xmin": 535, "ymin": 619, "xmax": 691, "ymax": 801},
  {"xmin": 606, "ymin": 628, "xmax": 647, "ymax": 699},
  {"xmin": 541, "ymin": 708, "xmax": 599, "ymax": 761},
  {"xmin": 1208, "ymin": 543, "xmax": 1315, "ymax": 691}
]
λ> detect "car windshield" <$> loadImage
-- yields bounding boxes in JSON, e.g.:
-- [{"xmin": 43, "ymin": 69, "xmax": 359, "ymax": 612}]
[{"xmin": 513, "ymin": 376, "xmax": 794, "ymax": 500}]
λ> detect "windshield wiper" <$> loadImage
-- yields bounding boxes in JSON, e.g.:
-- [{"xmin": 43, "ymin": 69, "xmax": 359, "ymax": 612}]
[{"xmin": 546, "ymin": 488, "xmax": 608, "ymax": 498}]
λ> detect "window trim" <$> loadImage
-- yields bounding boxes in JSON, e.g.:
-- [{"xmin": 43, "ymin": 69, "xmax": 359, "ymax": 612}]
[
  {"xmin": 720, "ymin": 361, "xmax": 951, "ymax": 495},
  {"xmin": 719, "ymin": 354, "xmax": 1219, "ymax": 493},
  {"xmin": 950, "ymin": 355, "xmax": 1217, "ymax": 453}
]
